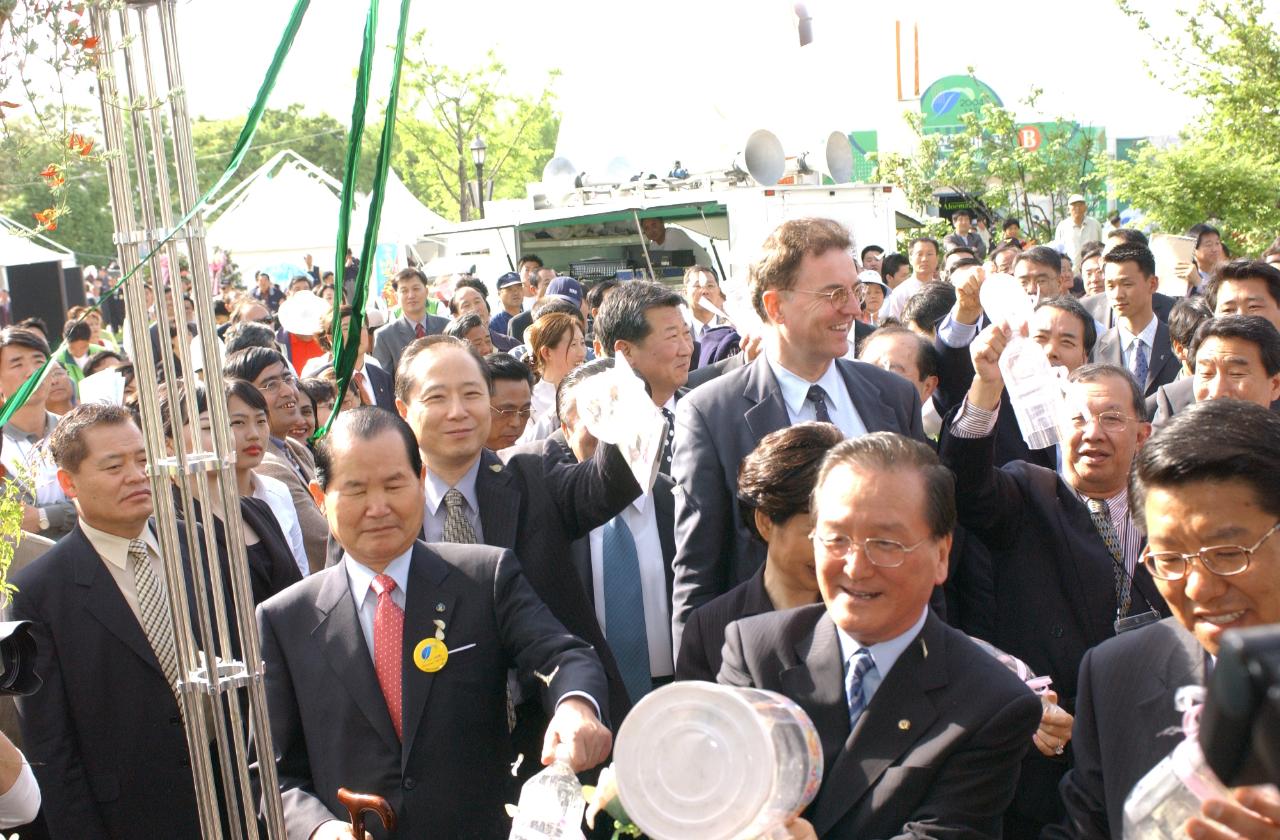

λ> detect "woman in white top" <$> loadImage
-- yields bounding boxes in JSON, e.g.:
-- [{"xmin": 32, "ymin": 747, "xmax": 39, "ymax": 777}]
[
  {"xmin": 521, "ymin": 311, "xmax": 587, "ymax": 442},
  {"xmin": 0, "ymin": 730, "xmax": 39, "ymax": 828}
]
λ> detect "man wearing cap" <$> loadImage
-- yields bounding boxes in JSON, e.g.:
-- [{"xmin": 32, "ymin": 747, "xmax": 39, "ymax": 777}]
[
  {"xmin": 490, "ymin": 272, "xmax": 524, "ymax": 337},
  {"xmin": 507, "ymin": 267, "xmax": 558, "ymax": 343},
  {"xmin": 1055, "ymin": 195, "xmax": 1103, "ymax": 269}
]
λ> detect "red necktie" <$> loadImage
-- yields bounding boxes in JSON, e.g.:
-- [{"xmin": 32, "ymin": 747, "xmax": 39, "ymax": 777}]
[
  {"xmin": 371, "ymin": 574, "xmax": 404, "ymax": 739},
  {"xmin": 414, "ymin": 321, "xmax": 426, "ymax": 339}
]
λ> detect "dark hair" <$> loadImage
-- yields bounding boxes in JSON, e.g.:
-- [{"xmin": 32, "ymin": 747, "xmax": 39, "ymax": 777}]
[
  {"xmin": 813, "ymin": 432, "xmax": 956, "ymax": 539},
  {"xmin": 14, "ymin": 318, "xmax": 48, "ymax": 340},
  {"xmin": 1015, "ymin": 245, "xmax": 1065, "ymax": 277},
  {"xmin": 1079, "ymin": 241, "xmax": 1105, "ymax": 259},
  {"xmin": 444, "ymin": 312, "xmax": 487, "ymax": 341},
  {"xmin": 1191, "ymin": 315, "xmax": 1280, "ymax": 376},
  {"xmin": 63, "ymin": 320, "xmax": 91, "ymax": 343},
  {"xmin": 1002, "ymin": 218, "xmax": 1021, "ymax": 232},
  {"xmin": 594, "ymin": 281, "xmax": 684, "ymax": 356},
  {"xmin": 0, "ymin": 327, "xmax": 52, "ymax": 364},
  {"xmin": 1106, "ymin": 227, "xmax": 1149, "ymax": 247},
  {"xmin": 1168, "ymin": 296, "xmax": 1214, "ymax": 351},
  {"xmin": 298, "ymin": 376, "xmax": 336, "ymax": 410},
  {"xmin": 738, "ymin": 422, "xmax": 844, "ymax": 543},
  {"xmin": 49, "ymin": 402, "xmax": 137, "ymax": 473},
  {"xmin": 226, "ymin": 378, "xmax": 269, "ymax": 414},
  {"xmin": 1102, "ymin": 242, "xmax": 1157, "ymax": 278},
  {"xmin": 944, "ymin": 245, "xmax": 976, "ymax": 260},
  {"xmin": 317, "ymin": 304, "xmax": 364, "ymax": 352},
  {"xmin": 313, "ymin": 406, "xmax": 422, "ymax": 491},
  {"xmin": 223, "ymin": 346, "xmax": 290, "ymax": 384},
  {"xmin": 531, "ymin": 297, "xmax": 585, "ymax": 324},
  {"xmin": 289, "ymin": 274, "xmax": 312, "ymax": 291},
  {"xmin": 901, "ymin": 282, "xmax": 956, "ymax": 335},
  {"xmin": 944, "ymin": 256, "xmax": 982, "ymax": 275},
  {"xmin": 860, "ymin": 245, "xmax": 884, "ymax": 262},
  {"xmin": 880, "ymin": 252, "xmax": 910, "ymax": 279},
  {"xmin": 213, "ymin": 299, "xmax": 230, "ymax": 319},
  {"xmin": 586, "ymin": 278, "xmax": 622, "ymax": 311},
  {"xmin": 950, "ymin": 208, "xmax": 972, "ymax": 221},
  {"xmin": 1188, "ymin": 223, "xmax": 1221, "ymax": 250},
  {"xmin": 907, "ymin": 236, "xmax": 941, "ymax": 256},
  {"xmin": 988, "ymin": 242, "xmax": 1021, "ymax": 264},
  {"xmin": 1206, "ymin": 260, "xmax": 1280, "ymax": 311},
  {"xmin": 393, "ymin": 267, "xmax": 428, "ymax": 290},
  {"xmin": 83, "ymin": 349, "xmax": 125, "ymax": 378},
  {"xmin": 517, "ymin": 254, "xmax": 543, "ymax": 269},
  {"xmin": 223, "ymin": 321, "xmax": 279, "ymax": 355},
  {"xmin": 484, "ymin": 352, "xmax": 534, "ymax": 388},
  {"xmin": 454, "ymin": 276, "xmax": 489, "ymax": 301},
  {"xmin": 157, "ymin": 384, "xmax": 208, "ymax": 440},
  {"xmin": 749, "ymin": 217, "xmax": 851, "ymax": 320},
  {"xmin": 1068, "ymin": 363, "xmax": 1145, "ymax": 418},
  {"xmin": 858, "ymin": 324, "xmax": 939, "ymax": 381},
  {"xmin": 555, "ymin": 356, "xmax": 614, "ymax": 421},
  {"xmin": 1130, "ymin": 399, "xmax": 1280, "ymax": 529},
  {"xmin": 1034, "ymin": 296, "xmax": 1099, "ymax": 356},
  {"xmin": 394, "ymin": 334, "xmax": 492, "ymax": 402}
]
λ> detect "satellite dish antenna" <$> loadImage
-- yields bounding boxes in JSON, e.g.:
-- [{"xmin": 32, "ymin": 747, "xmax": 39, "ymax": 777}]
[
  {"xmin": 797, "ymin": 131, "xmax": 854, "ymax": 184},
  {"xmin": 741, "ymin": 129, "xmax": 784, "ymax": 186},
  {"xmin": 541, "ymin": 156, "xmax": 579, "ymax": 205}
]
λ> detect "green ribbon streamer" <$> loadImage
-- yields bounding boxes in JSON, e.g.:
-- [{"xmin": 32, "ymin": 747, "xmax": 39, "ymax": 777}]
[
  {"xmin": 0, "ymin": 0, "xmax": 312, "ymax": 427},
  {"xmin": 316, "ymin": 0, "xmax": 413, "ymax": 439}
]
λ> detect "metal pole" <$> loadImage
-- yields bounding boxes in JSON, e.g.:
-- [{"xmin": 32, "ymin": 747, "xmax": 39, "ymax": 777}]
[{"xmin": 633, "ymin": 210, "xmax": 657, "ymax": 282}]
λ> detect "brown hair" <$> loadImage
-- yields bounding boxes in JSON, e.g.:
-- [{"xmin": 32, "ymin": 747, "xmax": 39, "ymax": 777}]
[
  {"xmin": 738, "ymin": 422, "xmax": 844, "ymax": 543},
  {"xmin": 749, "ymin": 217, "xmax": 852, "ymax": 321},
  {"xmin": 526, "ymin": 312, "xmax": 583, "ymax": 380}
]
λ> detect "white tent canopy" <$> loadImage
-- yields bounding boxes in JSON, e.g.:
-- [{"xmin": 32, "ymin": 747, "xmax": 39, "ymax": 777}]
[
  {"xmin": 0, "ymin": 214, "xmax": 76, "ymax": 270},
  {"xmin": 379, "ymin": 169, "xmax": 448, "ymax": 244}
]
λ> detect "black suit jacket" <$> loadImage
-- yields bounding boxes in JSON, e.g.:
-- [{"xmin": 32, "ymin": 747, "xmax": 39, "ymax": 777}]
[
  {"xmin": 365, "ymin": 362, "xmax": 396, "ymax": 412},
  {"xmin": 684, "ymin": 349, "xmax": 747, "ymax": 389},
  {"xmin": 1045, "ymin": 618, "xmax": 1204, "ymax": 840},
  {"xmin": 676, "ymin": 566, "xmax": 774, "ymax": 683},
  {"xmin": 719, "ymin": 607, "xmax": 1042, "ymax": 838},
  {"xmin": 1090, "ymin": 320, "xmax": 1180, "ymax": 397},
  {"xmin": 507, "ymin": 309, "xmax": 534, "ymax": 343},
  {"xmin": 671, "ymin": 356, "xmax": 925, "ymax": 650},
  {"xmin": 11, "ymin": 524, "xmax": 205, "ymax": 839},
  {"xmin": 254, "ymin": 542, "xmax": 608, "ymax": 840},
  {"xmin": 1081, "ymin": 291, "xmax": 1175, "ymax": 329}
]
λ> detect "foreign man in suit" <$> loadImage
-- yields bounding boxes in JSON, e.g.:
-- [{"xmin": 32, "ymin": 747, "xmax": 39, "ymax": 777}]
[
  {"xmin": 718, "ymin": 433, "xmax": 1043, "ymax": 839},
  {"xmin": 11, "ymin": 404, "xmax": 205, "ymax": 838},
  {"xmin": 225, "ymin": 347, "xmax": 329, "ymax": 573},
  {"xmin": 371, "ymin": 268, "xmax": 448, "ymax": 381},
  {"xmin": 1049, "ymin": 400, "xmax": 1280, "ymax": 840},
  {"xmin": 941, "ymin": 327, "xmax": 1172, "ymax": 835},
  {"xmin": 1152, "ymin": 260, "xmax": 1280, "ymax": 430},
  {"xmin": 255, "ymin": 407, "xmax": 611, "ymax": 839},
  {"xmin": 592, "ymin": 280, "xmax": 694, "ymax": 475},
  {"xmin": 671, "ymin": 217, "xmax": 926, "ymax": 651},
  {"xmin": 1089, "ymin": 243, "xmax": 1179, "ymax": 398}
]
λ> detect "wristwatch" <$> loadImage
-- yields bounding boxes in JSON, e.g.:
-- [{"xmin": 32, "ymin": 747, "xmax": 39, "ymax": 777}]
[{"xmin": 36, "ymin": 507, "xmax": 49, "ymax": 532}]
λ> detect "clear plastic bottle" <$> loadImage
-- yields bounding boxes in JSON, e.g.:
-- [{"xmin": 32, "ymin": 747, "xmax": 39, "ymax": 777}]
[
  {"xmin": 1122, "ymin": 738, "xmax": 1230, "ymax": 839},
  {"xmin": 978, "ymin": 273, "xmax": 1066, "ymax": 450},
  {"xmin": 509, "ymin": 745, "xmax": 586, "ymax": 840}
]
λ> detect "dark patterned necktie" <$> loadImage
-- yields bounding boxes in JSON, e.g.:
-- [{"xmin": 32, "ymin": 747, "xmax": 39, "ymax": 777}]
[
  {"xmin": 1087, "ymin": 497, "xmax": 1132, "ymax": 616},
  {"xmin": 806, "ymin": 385, "xmax": 832, "ymax": 424}
]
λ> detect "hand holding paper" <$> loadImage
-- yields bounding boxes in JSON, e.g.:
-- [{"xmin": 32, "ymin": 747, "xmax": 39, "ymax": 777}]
[{"xmin": 574, "ymin": 353, "xmax": 665, "ymax": 493}]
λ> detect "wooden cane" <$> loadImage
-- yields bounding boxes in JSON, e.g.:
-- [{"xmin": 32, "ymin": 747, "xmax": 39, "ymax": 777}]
[{"xmin": 337, "ymin": 787, "xmax": 397, "ymax": 838}]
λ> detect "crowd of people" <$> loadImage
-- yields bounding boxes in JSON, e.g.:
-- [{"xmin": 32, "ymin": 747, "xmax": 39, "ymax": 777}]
[{"xmin": 0, "ymin": 209, "xmax": 1278, "ymax": 840}]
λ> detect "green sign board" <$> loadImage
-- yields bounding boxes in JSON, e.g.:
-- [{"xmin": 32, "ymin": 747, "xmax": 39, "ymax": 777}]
[{"xmin": 919, "ymin": 74, "xmax": 1004, "ymax": 135}]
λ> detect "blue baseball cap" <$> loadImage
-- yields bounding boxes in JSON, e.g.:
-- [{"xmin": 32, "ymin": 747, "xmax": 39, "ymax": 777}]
[
  {"xmin": 545, "ymin": 276, "xmax": 584, "ymax": 308},
  {"xmin": 496, "ymin": 271, "xmax": 523, "ymax": 290}
]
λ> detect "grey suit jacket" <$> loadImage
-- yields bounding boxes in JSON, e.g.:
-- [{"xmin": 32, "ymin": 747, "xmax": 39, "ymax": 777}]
[
  {"xmin": 670, "ymin": 355, "xmax": 925, "ymax": 651},
  {"xmin": 1090, "ymin": 319, "xmax": 1180, "ymax": 397},
  {"xmin": 1150, "ymin": 376, "xmax": 1280, "ymax": 431},
  {"xmin": 720, "ymin": 607, "xmax": 1042, "ymax": 839},
  {"xmin": 1046, "ymin": 618, "xmax": 1205, "ymax": 840},
  {"xmin": 258, "ymin": 437, "xmax": 326, "ymax": 574},
  {"xmin": 1081, "ymin": 291, "xmax": 1176, "ymax": 329},
  {"xmin": 371, "ymin": 314, "xmax": 449, "ymax": 381}
]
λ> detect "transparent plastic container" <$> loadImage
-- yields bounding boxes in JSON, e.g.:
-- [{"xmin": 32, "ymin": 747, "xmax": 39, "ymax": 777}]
[
  {"xmin": 613, "ymin": 682, "xmax": 823, "ymax": 840},
  {"xmin": 979, "ymin": 272, "xmax": 1066, "ymax": 450},
  {"xmin": 509, "ymin": 745, "xmax": 586, "ymax": 840},
  {"xmin": 1122, "ymin": 738, "xmax": 1229, "ymax": 839}
]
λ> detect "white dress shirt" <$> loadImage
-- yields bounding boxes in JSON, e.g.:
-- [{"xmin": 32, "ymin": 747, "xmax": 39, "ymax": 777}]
[
  {"xmin": 422, "ymin": 458, "xmax": 484, "ymax": 543},
  {"xmin": 251, "ymin": 472, "xmax": 309, "ymax": 577},
  {"xmin": 588, "ymin": 492, "xmax": 673, "ymax": 679},
  {"xmin": 345, "ymin": 548, "xmax": 412, "ymax": 657},
  {"xmin": 836, "ymin": 606, "xmax": 928, "ymax": 708},
  {"xmin": 1117, "ymin": 314, "xmax": 1159, "ymax": 377},
  {"xmin": 880, "ymin": 276, "xmax": 924, "ymax": 323},
  {"xmin": 764, "ymin": 353, "xmax": 868, "ymax": 438},
  {"xmin": 80, "ymin": 519, "xmax": 165, "ymax": 624}
]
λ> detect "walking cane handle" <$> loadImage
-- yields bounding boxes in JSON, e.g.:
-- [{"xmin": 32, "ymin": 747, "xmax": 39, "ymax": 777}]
[{"xmin": 337, "ymin": 787, "xmax": 397, "ymax": 836}]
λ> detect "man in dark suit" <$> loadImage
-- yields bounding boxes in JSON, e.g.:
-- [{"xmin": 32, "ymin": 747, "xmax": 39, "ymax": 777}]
[
  {"xmin": 1089, "ymin": 243, "xmax": 1180, "ymax": 398},
  {"xmin": 371, "ymin": 268, "xmax": 448, "ymax": 381},
  {"xmin": 942, "ymin": 327, "xmax": 1171, "ymax": 835},
  {"xmin": 1049, "ymin": 400, "xmax": 1280, "ymax": 839},
  {"xmin": 11, "ymin": 404, "xmax": 204, "ymax": 838},
  {"xmin": 672, "ymin": 218, "xmax": 925, "ymax": 649},
  {"xmin": 506, "ymin": 267, "xmax": 556, "ymax": 343},
  {"xmin": 719, "ymin": 432, "xmax": 1042, "ymax": 838},
  {"xmin": 255, "ymin": 407, "xmax": 612, "ymax": 840},
  {"xmin": 303, "ymin": 305, "xmax": 397, "ymax": 412}
]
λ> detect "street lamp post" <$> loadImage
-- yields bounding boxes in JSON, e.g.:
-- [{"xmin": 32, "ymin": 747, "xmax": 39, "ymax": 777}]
[{"xmin": 470, "ymin": 136, "xmax": 487, "ymax": 219}]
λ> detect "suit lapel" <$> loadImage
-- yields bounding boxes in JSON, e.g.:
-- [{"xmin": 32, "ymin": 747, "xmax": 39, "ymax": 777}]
[
  {"xmin": 742, "ymin": 358, "xmax": 791, "ymax": 444},
  {"xmin": 475, "ymin": 450, "xmax": 520, "ymax": 549},
  {"xmin": 1137, "ymin": 621, "xmax": 1206, "ymax": 719},
  {"xmin": 1094, "ymin": 329, "xmax": 1124, "ymax": 366},
  {"xmin": 838, "ymin": 360, "xmax": 900, "ymax": 434},
  {"xmin": 779, "ymin": 616, "xmax": 849, "ymax": 767},
  {"xmin": 812, "ymin": 616, "xmax": 946, "ymax": 835},
  {"xmin": 1054, "ymin": 483, "xmax": 1118, "ymax": 645},
  {"xmin": 314, "ymin": 562, "xmax": 401, "ymax": 755},
  {"xmin": 73, "ymin": 529, "xmax": 165, "ymax": 676},
  {"xmin": 1146, "ymin": 323, "xmax": 1176, "ymax": 392},
  {"xmin": 400, "ymin": 544, "xmax": 454, "ymax": 769}
]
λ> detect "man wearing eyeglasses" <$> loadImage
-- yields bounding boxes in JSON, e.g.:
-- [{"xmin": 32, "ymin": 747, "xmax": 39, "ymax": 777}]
[
  {"xmin": 671, "ymin": 218, "xmax": 925, "ymax": 653},
  {"xmin": 940, "ymin": 327, "xmax": 1171, "ymax": 836},
  {"xmin": 1048, "ymin": 399, "xmax": 1280, "ymax": 839},
  {"xmin": 718, "ymin": 432, "xmax": 1042, "ymax": 839}
]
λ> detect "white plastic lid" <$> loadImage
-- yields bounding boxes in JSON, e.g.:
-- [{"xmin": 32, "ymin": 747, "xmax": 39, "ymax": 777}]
[
  {"xmin": 613, "ymin": 683, "xmax": 774, "ymax": 840},
  {"xmin": 978, "ymin": 272, "xmax": 1035, "ymax": 330}
]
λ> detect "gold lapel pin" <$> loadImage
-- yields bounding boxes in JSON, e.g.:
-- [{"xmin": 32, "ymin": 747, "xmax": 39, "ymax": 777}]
[{"xmin": 898, "ymin": 719, "xmax": 911, "ymax": 731}]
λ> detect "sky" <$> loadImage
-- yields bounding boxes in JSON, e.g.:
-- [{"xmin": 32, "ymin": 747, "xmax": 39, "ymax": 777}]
[{"xmin": 158, "ymin": 0, "xmax": 1213, "ymax": 178}]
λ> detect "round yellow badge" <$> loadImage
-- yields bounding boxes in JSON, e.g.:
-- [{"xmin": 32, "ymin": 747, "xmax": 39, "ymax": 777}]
[{"xmin": 414, "ymin": 638, "xmax": 449, "ymax": 673}]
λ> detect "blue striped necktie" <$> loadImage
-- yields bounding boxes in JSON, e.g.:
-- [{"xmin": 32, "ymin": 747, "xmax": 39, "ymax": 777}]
[
  {"xmin": 845, "ymin": 648, "xmax": 876, "ymax": 727},
  {"xmin": 602, "ymin": 516, "xmax": 651, "ymax": 702}
]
